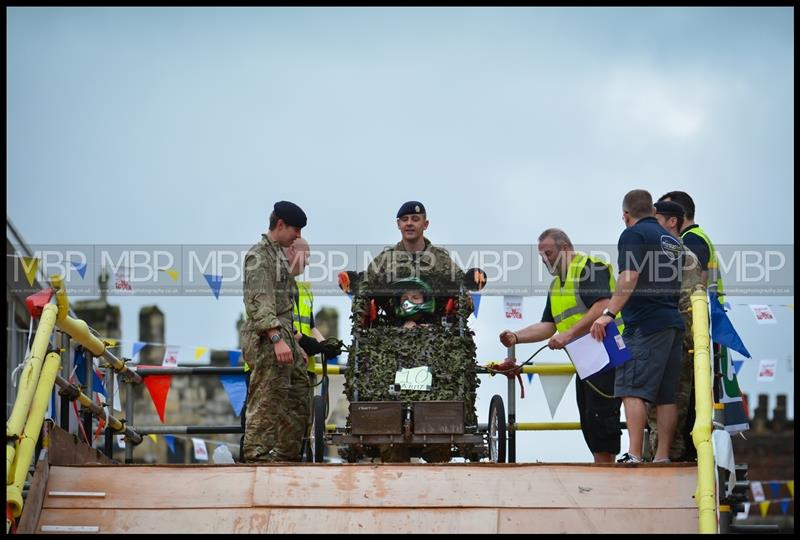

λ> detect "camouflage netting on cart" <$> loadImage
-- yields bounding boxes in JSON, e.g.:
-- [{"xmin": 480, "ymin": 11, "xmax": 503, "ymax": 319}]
[{"xmin": 342, "ymin": 322, "xmax": 480, "ymax": 428}]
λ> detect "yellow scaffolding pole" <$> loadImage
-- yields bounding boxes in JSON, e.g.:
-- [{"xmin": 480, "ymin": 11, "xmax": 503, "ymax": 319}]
[{"xmin": 690, "ymin": 289, "xmax": 717, "ymax": 533}]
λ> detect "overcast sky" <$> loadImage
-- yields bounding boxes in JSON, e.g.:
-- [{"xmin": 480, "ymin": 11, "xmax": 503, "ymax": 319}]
[{"xmin": 7, "ymin": 7, "xmax": 794, "ymax": 461}]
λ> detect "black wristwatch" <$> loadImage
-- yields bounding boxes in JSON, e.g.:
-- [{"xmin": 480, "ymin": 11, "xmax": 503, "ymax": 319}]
[{"xmin": 602, "ymin": 308, "xmax": 617, "ymax": 319}]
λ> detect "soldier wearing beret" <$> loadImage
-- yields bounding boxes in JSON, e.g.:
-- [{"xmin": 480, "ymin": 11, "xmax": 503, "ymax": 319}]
[
  {"xmin": 240, "ymin": 200, "xmax": 310, "ymax": 462},
  {"xmin": 352, "ymin": 201, "xmax": 465, "ymax": 463}
]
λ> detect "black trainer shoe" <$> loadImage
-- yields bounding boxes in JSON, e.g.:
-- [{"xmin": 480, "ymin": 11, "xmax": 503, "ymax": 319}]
[{"xmin": 616, "ymin": 452, "xmax": 644, "ymax": 463}]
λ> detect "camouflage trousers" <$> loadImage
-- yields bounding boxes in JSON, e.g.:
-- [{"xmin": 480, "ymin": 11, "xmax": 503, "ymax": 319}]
[
  {"xmin": 648, "ymin": 312, "xmax": 695, "ymax": 461},
  {"xmin": 241, "ymin": 327, "xmax": 310, "ymax": 463}
]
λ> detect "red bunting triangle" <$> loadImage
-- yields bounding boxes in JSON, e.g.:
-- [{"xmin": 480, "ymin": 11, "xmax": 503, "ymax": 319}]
[{"xmin": 142, "ymin": 371, "xmax": 172, "ymax": 423}]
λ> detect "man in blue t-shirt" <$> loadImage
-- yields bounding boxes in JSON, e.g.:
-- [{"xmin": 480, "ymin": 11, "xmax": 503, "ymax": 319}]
[{"xmin": 590, "ymin": 189, "xmax": 684, "ymax": 464}]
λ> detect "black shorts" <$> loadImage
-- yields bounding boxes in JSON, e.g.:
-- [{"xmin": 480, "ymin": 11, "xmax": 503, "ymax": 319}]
[
  {"xmin": 615, "ymin": 327, "xmax": 684, "ymax": 404},
  {"xmin": 576, "ymin": 368, "xmax": 622, "ymax": 455}
]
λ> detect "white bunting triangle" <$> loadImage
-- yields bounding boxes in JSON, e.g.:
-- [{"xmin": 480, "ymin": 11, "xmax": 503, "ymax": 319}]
[{"xmin": 539, "ymin": 373, "xmax": 574, "ymax": 418}]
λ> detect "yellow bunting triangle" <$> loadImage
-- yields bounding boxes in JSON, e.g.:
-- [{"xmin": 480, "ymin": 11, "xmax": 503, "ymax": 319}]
[
  {"xmin": 148, "ymin": 434, "xmax": 158, "ymax": 444},
  {"xmin": 787, "ymin": 481, "xmax": 794, "ymax": 499},
  {"xmin": 759, "ymin": 501, "xmax": 770, "ymax": 517},
  {"xmin": 164, "ymin": 268, "xmax": 179, "ymax": 282},
  {"xmin": 104, "ymin": 339, "xmax": 119, "ymax": 348},
  {"xmin": 194, "ymin": 347, "xmax": 208, "ymax": 361},
  {"xmin": 21, "ymin": 256, "xmax": 39, "ymax": 287}
]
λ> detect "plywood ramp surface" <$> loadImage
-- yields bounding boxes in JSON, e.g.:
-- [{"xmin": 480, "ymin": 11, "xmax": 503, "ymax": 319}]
[{"xmin": 36, "ymin": 463, "xmax": 698, "ymax": 533}]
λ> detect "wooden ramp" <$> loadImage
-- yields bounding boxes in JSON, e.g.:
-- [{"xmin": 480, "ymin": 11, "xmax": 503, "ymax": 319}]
[{"xmin": 31, "ymin": 463, "xmax": 698, "ymax": 533}]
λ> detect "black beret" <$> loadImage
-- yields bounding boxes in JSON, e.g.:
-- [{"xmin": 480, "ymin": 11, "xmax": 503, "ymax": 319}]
[
  {"xmin": 396, "ymin": 201, "xmax": 426, "ymax": 218},
  {"xmin": 654, "ymin": 200, "xmax": 685, "ymax": 218},
  {"xmin": 274, "ymin": 200, "xmax": 307, "ymax": 228}
]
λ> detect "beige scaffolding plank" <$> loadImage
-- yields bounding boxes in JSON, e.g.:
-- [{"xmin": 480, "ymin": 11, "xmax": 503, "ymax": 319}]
[
  {"xmin": 253, "ymin": 463, "xmax": 697, "ymax": 509},
  {"xmin": 43, "ymin": 465, "xmax": 256, "ymax": 509},
  {"xmin": 36, "ymin": 506, "xmax": 698, "ymax": 534}
]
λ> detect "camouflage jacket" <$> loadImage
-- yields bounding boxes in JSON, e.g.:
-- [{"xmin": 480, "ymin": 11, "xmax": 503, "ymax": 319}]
[
  {"xmin": 680, "ymin": 245, "xmax": 706, "ymax": 313},
  {"xmin": 351, "ymin": 238, "xmax": 465, "ymax": 323},
  {"xmin": 241, "ymin": 234, "xmax": 297, "ymax": 335}
]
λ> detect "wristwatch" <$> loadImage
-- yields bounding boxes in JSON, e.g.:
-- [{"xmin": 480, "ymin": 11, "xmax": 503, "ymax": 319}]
[
  {"xmin": 269, "ymin": 333, "xmax": 282, "ymax": 344},
  {"xmin": 602, "ymin": 308, "xmax": 617, "ymax": 319}
]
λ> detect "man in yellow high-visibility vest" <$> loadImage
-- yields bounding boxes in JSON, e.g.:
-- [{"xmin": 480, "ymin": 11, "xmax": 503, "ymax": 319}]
[{"xmin": 499, "ymin": 228, "xmax": 624, "ymax": 463}]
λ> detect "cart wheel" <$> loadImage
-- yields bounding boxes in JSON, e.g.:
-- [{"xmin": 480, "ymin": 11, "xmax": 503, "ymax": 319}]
[
  {"xmin": 488, "ymin": 394, "xmax": 506, "ymax": 463},
  {"xmin": 312, "ymin": 394, "xmax": 326, "ymax": 463}
]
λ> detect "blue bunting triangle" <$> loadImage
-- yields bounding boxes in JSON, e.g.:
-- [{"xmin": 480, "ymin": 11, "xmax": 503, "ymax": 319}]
[
  {"xmin": 469, "ymin": 292, "xmax": 481, "ymax": 318},
  {"xmin": 132, "ymin": 341, "xmax": 147, "ymax": 358},
  {"xmin": 164, "ymin": 434, "xmax": 176, "ymax": 454},
  {"xmin": 219, "ymin": 374, "xmax": 247, "ymax": 416},
  {"xmin": 70, "ymin": 260, "xmax": 87, "ymax": 279},
  {"xmin": 780, "ymin": 500, "xmax": 790, "ymax": 515},
  {"xmin": 710, "ymin": 292, "xmax": 751, "ymax": 358},
  {"xmin": 732, "ymin": 359, "xmax": 744, "ymax": 376},
  {"xmin": 203, "ymin": 273, "xmax": 223, "ymax": 299},
  {"xmin": 526, "ymin": 373, "xmax": 534, "ymax": 384},
  {"xmin": 228, "ymin": 349, "xmax": 242, "ymax": 367},
  {"xmin": 769, "ymin": 482, "xmax": 782, "ymax": 499}
]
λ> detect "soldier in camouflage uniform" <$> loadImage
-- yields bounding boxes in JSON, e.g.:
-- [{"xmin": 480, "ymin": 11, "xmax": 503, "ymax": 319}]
[
  {"xmin": 648, "ymin": 201, "xmax": 705, "ymax": 461},
  {"xmin": 240, "ymin": 201, "xmax": 310, "ymax": 463},
  {"xmin": 350, "ymin": 201, "xmax": 469, "ymax": 463}
]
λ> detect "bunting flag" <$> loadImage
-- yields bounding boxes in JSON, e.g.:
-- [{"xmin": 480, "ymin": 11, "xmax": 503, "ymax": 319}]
[
  {"xmin": 751, "ymin": 481, "xmax": 765, "ymax": 502},
  {"xmin": 228, "ymin": 349, "xmax": 242, "ymax": 367},
  {"xmin": 73, "ymin": 348, "xmax": 107, "ymax": 396},
  {"xmin": 732, "ymin": 359, "xmax": 744, "ymax": 376},
  {"xmin": 710, "ymin": 293, "xmax": 751, "ymax": 358},
  {"xmin": 148, "ymin": 434, "xmax": 158, "ymax": 444},
  {"xmin": 526, "ymin": 373, "xmax": 534, "ymax": 384},
  {"xmin": 718, "ymin": 345, "xmax": 750, "ymax": 434},
  {"xmin": 780, "ymin": 500, "xmax": 790, "ymax": 515},
  {"xmin": 539, "ymin": 373, "xmax": 574, "ymax": 418},
  {"xmin": 132, "ymin": 341, "xmax": 147, "ymax": 359},
  {"xmin": 194, "ymin": 347, "xmax": 208, "ymax": 361},
  {"xmin": 204, "ymin": 273, "xmax": 223, "ymax": 299},
  {"xmin": 70, "ymin": 260, "xmax": 87, "ymax": 279},
  {"xmin": 192, "ymin": 437, "xmax": 208, "ymax": 461},
  {"xmin": 759, "ymin": 501, "xmax": 770, "ymax": 518},
  {"xmin": 326, "ymin": 356, "xmax": 339, "ymax": 365},
  {"xmin": 788, "ymin": 481, "xmax": 794, "ymax": 499},
  {"xmin": 469, "ymin": 292, "xmax": 481, "ymax": 318},
  {"xmin": 219, "ymin": 374, "xmax": 247, "ymax": 417},
  {"xmin": 164, "ymin": 434, "xmax": 176, "ymax": 454},
  {"xmin": 142, "ymin": 370, "xmax": 172, "ymax": 423},
  {"xmin": 769, "ymin": 482, "xmax": 782, "ymax": 499},
  {"xmin": 116, "ymin": 434, "xmax": 126, "ymax": 449},
  {"xmin": 162, "ymin": 345, "xmax": 180, "ymax": 367},
  {"xmin": 159, "ymin": 267, "xmax": 180, "ymax": 282},
  {"xmin": 21, "ymin": 256, "xmax": 39, "ymax": 287}
]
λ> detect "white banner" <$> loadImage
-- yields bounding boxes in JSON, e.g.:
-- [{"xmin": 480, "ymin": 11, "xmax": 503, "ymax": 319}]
[
  {"xmin": 162, "ymin": 346, "xmax": 180, "ymax": 367},
  {"xmin": 749, "ymin": 304, "xmax": 777, "ymax": 324},
  {"xmin": 192, "ymin": 437, "xmax": 208, "ymax": 461},
  {"xmin": 504, "ymin": 296, "xmax": 523, "ymax": 319},
  {"xmin": 750, "ymin": 481, "xmax": 765, "ymax": 502},
  {"xmin": 757, "ymin": 359, "xmax": 777, "ymax": 382}
]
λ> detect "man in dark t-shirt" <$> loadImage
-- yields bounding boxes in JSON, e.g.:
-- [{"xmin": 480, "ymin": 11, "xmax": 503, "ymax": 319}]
[
  {"xmin": 500, "ymin": 228, "xmax": 622, "ymax": 463},
  {"xmin": 590, "ymin": 190, "xmax": 684, "ymax": 464}
]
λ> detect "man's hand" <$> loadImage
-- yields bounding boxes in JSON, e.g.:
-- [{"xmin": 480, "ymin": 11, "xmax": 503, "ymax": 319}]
[
  {"xmin": 547, "ymin": 333, "xmax": 571, "ymax": 350},
  {"xmin": 298, "ymin": 334, "xmax": 324, "ymax": 356},
  {"xmin": 274, "ymin": 339, "xmax": 293, "ymax": 364},
  {"xmin": 499, "ymin": 330, "xmax": 518, "ymax": 347},
  {"xmin": 319, "ymin": 337, "xmax": 344, "ymax": 360},
  {"xmin": 589, "ymin": 315, "xmax": 613, "ymax": 341}
]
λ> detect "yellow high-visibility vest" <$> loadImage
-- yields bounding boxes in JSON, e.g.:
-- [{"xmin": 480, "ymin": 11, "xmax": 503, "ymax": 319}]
[
  {"xmin": 549, "ymin": 253, "xmax": 624, "ymax": 334},
  {"xmin": 293, "ymin": 280, "xmax": 317, "ymax": 373},
  {"xmin": 681, "ymin": 225, "xmax": 724, "ymax": 303}
]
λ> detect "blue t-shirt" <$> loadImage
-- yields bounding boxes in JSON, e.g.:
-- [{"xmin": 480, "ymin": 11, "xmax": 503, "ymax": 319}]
[{"xmin": 617, "ymin": 216, "xmax": 684, "ymax": 335}]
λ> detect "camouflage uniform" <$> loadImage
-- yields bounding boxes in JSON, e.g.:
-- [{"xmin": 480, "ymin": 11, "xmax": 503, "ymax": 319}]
[
  {"xmin": 352, "ymin": 238, "xmax": 465, "ymax": 326},
  {"xmin": 240, "ymin": 234, "xmax": 310, "ymax": 463},
  {"xmin": 648, "ymin": 248, "xmax": 705, "ymax": 461},
  {"xmin": 348, "ymin": 238, "xmax": 471, "ymax": 463}
]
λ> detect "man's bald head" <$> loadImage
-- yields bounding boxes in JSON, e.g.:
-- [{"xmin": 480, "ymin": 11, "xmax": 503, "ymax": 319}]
[{"xmin": 284, "ymin": 237, "xmax": 310, "ymax": 276}]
